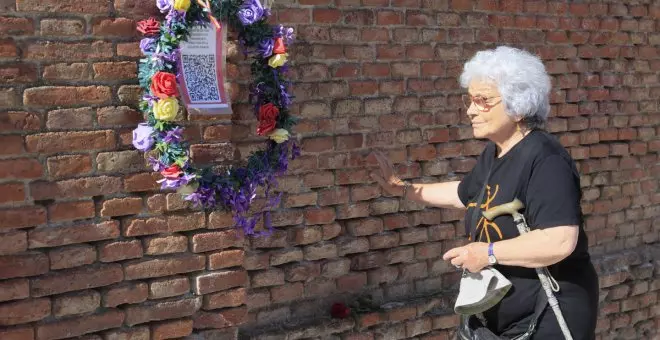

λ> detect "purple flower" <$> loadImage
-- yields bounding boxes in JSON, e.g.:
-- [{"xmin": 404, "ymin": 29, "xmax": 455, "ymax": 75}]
[
  {"xmin": 275, "ymin": 25, "xmax": 295, "ymax": 45},
  {"xmin": 291, "ymin": 142, "xmax": 301, "ymax": 160},
  {"xmin": 157, "ymin": 0, "xmax": 172, "ymax": 13},
  {"xmin": 258, "ymin": 38, "xmax": 274, "ymax": 58},
  {"xmin": 132, "ymin": 123, "xmax": 155, "ymax": 151},
  {"xmin": 237, "ymin": 0, "xmax": 264, "ymax": 26},
  {"xmin": 166, "ymin": 8, "xmax": 186, "ymax": 26},
  {"xmin": 162, "ymin": 126, "xmax": 184, "ymax": 143},
  {"xmin": 279, "ymin": 83, "xmax": 292, "ymax": 107},
  {"xmin": 139, "ymin": 37, "xmax": 157, "ymax": 54},
  {"xmin": 158, "ymin": 172, "xmax": 195, "ymax": 190},
  {"xmin": 147, "ymin": 156, "xmax": 167, "ymax": 172}
]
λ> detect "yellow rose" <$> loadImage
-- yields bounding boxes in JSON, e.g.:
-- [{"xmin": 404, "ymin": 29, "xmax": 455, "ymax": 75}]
[
  {"xmin": 173, "ymin": 0, "xmax": 191, "ymax": 11},
  {"xmin": 268, "ymin": 53, "xmax": 288, "ymax": 68},
  {"xmin": 177, "ymin": 181, "xmax": 199, "ymax": 196},
  {"xmin": 153, "ymin": 97, "xmax": 179, "ymax": 121},
  {"xmin": 268, "ymin": 129, "xmax": 289, "ymax": 144}
]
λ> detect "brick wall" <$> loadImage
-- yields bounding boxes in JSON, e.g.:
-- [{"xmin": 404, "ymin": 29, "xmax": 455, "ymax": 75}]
[{"xmin": 1, "ymin": 0, "xmax": 659, "ymax": 339}]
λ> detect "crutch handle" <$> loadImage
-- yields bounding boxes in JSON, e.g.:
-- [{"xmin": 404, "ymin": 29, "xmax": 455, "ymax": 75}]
[{"xmin": 482, "ymin": 198, "xmax": 524, "ymax": 220}]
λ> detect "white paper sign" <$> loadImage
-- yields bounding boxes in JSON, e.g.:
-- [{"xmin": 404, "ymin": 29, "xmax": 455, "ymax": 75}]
[{"xmin": 177, "ymin": 24, "xmax": 232, "ymax": 115}]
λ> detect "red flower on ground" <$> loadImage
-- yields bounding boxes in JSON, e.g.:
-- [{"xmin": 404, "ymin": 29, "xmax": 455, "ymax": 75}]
[
  {"xmin": 330, "ymin": 302, "xmax": 351, "ymax": 319},
  {"xmin": 137, "ymin": 17, "xmax": 161, "ymax": 36}
]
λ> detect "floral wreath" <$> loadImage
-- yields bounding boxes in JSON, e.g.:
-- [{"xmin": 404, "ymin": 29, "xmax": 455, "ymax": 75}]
[{"xmin": 132, "ymin": 0, "xmax": 298, "ymax": 236}]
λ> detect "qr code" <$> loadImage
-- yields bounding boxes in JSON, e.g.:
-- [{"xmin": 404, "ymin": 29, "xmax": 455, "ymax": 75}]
[{"xmin": 181, "ymin": 54, "xmax": 220, "ymax": 102}]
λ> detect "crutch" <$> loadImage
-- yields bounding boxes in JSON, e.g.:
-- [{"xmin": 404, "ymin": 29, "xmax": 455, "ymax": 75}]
[{"xmin": 482, "ymin": 199, "xmax": 573, "ymax": 340}]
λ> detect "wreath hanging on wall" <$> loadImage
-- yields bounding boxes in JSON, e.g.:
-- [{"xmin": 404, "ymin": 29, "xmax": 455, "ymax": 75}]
[{"xmin": 132, "ymin": 0, "xmax": 298, "ymax": 236}]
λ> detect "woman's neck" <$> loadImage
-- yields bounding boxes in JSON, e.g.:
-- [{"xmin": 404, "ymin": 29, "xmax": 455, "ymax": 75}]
[{"xmin": 493, "ymin": 126, "xmax": 530, "ymax": 158}]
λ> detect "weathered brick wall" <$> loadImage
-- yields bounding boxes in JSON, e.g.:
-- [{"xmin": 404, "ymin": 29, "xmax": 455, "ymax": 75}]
[{"xmin": 0, "ymin": 0, "xmax": 658, "ymax": 339}]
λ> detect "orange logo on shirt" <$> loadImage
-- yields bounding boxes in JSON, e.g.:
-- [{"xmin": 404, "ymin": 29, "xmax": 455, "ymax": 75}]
[{"xmin": 467, "ymin": 184, "xmax": 503, "ymax": 242}]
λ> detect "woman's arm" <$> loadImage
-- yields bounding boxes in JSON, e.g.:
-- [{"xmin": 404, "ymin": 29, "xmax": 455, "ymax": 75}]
[
  {"xmin": 405, "ymin": 181, "xmax": 465, "ymax": 209},
  {"xmin": 443, "ymin": 225, "xmax": 579, "ymax": 272},
  {"xmin": 369, "ymin": 151, "xmax": 465, "ymax": 210}
]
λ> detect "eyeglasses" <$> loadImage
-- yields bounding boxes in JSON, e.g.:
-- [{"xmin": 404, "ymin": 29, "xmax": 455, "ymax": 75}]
[{"xmin": 462, "ymin": 94, "xmax": 502, "ymax": 112}]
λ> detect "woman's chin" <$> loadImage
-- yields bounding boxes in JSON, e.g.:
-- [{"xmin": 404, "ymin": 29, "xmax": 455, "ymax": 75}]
[{"xmin": 471, "ymin": 125, "xmax": 487, "ymax": 139}]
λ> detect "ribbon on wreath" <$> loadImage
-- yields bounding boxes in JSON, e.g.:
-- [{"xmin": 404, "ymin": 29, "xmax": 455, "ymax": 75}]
[{"xmin": 196, "ymin": 0, "xmax": 221, "ymax": 29}]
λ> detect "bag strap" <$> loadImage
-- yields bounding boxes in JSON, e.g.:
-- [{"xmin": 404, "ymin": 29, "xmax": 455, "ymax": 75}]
[{"xmin": 512, "ymin": 289, "xmax": 548, "ymax": 340}]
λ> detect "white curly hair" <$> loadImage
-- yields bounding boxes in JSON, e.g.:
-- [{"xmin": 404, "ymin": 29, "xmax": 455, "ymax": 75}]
[{"xmin": 459, "ymin": 46, "xmax": 552, "ymax": 129}]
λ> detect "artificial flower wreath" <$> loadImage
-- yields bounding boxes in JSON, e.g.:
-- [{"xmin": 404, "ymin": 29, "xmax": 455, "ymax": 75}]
[{"xmin": 132, "ymin": 0, "xmax": 298, "ymax": 236}]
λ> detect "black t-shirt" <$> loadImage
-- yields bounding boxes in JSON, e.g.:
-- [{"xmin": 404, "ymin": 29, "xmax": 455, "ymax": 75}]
[{"xmin": 458, "ymin": 130, "xmax": 598, "ymax": 339}]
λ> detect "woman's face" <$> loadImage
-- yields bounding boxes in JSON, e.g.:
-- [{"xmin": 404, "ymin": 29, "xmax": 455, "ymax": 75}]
[{"xmin": 465, "ymin": 80, "xmax": 517, "ymax": 140}]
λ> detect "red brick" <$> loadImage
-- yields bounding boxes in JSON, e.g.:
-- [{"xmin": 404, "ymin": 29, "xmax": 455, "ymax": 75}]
[
  {"xmin": 93, "ymin": 61, "xmax": 137, "ymax": 80},
  {"xmin": 31, "ymin": 263, "xmax": 123, "ymax": 297},
  {"xmin": 0, "ymin": 230, "xmax": 27, "ymax": 255},
  {"xmin": 0, "ymin": 327, "xmax": 34, "ymax": 340},
  {"xmin": 144, "ymin": 234, "xmax": 188, "ymax": 255},
  {"xmin": 52, "ymin": 291, "xmax": 101, "ymax": 317},
  {"xmin": 29, "ymin": 221, "xmax": 119, "ymax": 248},
  {"xmin": 337, "ymin": 272, "xmax": 368, "ymax": 292},
  {"xmin": 40, "ymin": 19, "xmax": 84, "ymax": 36},
  {"xmin": 0, "ymin": 16, "xmax": 34, "ymax": 35},
  {"xmin": 104, "ymin": 282, "xmax": 148, "ymax": 308},
  {"xmin": 194, "ymin": 270, "xmax": 248, "ymax": 295},
  {"xmin": 91, "ymin": 17, "xmax": 135, "ymax": 36},
  {"xmin": 98, "ymin": 239, "xmax": 142, "ymax": 262},
  {"xmin": 123, "ymin": 172, "xmax": 162, "ymax": 192},
  {"xmin": 125, "ymin": 297, "xmax": 201, "ymax": 326},
  {"xmin": 97, "ymin": 106, "xmax": 142, "ymax": 127},
  {"xmin": 0, "ymin": 298, "xmax": 50, "ymax": 326},
  {"xmin": 31, "ymin": 176, "xmax": 121, "ymax": 200},
  {"xmin": 152, "ymin": 319, "xmax": 193, "ymax": 340},
  {"xmin": 271, "ymin": 282, "xmax": 304, "ymax": 303},
  {"xmin": 103, "ymin": 327, "xmax": 149, "ymax": 340},
  {"xmin": 0, "ymin": 252, "xmax": 49, "ymax": 280},
  {"xmin": 100, "ymin": 197, "xmax": 142, "ymax": 217},
  {"xmin": 48, "ymin": 200, "xmax": 95, "ymax": 222},
  {"xmin": 49, "ymin": 244, "xmax": 96, "ymax": 270},
  {"xmin": 0, "ymin": 38, "xmax": 18, "ymax": 59},
  {"xmin": 0, "ymin": 206, "xmax": 46, "ymax": 230},
  {"xmin": 149, "ymin": 276, "xmax": 190, "ymax": 299},
  {"xmin": 208, "ymin": 249, "xmax": 245, "ymax": 270},
  {"xmin": 0, "ymin": 158, "xmax": 39, "ymax": 180},
  {"xmin": 46, "ymin": 107, "xmax": 94, "ymax": 129},
  {"xmin": 189, "ymin": 143, "xmax": 235, "ymax": 164},
  {"xmin": 124, "ymin": 254, "xmax": 205, "ymax": 280},
  {"xmin": 0, "ymin": 63, "xmax": 38, "ymax": 85},
  {"xmin": 191, "ymin": 229, "xmax": 244, "ymax": 253},
  {"xmin": 36, "ymin": 310, "xmax": 125, "ymax": 340},
  {"xmin": 24, "ymin": 41, "xmax": 112, "ymax": 60},
  {"xmin": 0, "ymin": 279, "xmax": 29, "ymax": 302},
  {"xmin": 26, "ymin": 130, "xmax": 114, "ymax": 154},
  {"xmin": 203, "ymin": 288, "xmax": 246, "ymax": 310},
  {"xmin": 193, "ymin": 307, "xmax": 247, "ymax": 329},
  {"xmin": 24, "ymin": 86, "xmax": 112, "ymax": 107},
  {"xmin": 46, "ymin": 155, "xmax": 92, "ymax": 179}
]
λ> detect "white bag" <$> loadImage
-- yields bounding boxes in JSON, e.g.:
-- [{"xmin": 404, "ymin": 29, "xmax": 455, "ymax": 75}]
[{"xmin": 454, "ymin": 267, "xmax": 512, "ymax": 315}]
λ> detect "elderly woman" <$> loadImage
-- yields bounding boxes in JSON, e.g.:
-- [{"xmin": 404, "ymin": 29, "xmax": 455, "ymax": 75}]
[{"xmin": 371, "ymin": 46, "xmax": 598, "ymax": 339}]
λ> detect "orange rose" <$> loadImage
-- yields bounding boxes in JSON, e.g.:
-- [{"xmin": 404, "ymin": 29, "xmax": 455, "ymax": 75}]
[
  {"xmin": 256, "ymin": 103, "xmax": 279, "ymax": 136},
  {"xmin": 273, "ymin": 37, "xmax": 286, "ymax": 54},
  {"xmin": 137, "ymin": 17, "xmax": 161, "ymax": 36},
  {"xmin": 150, "ymin": 71, "xmax": 179, "ymax": 99},
  {"xmin": 161, "ymin": 165, "xmax": 183, "ymax": 179}
]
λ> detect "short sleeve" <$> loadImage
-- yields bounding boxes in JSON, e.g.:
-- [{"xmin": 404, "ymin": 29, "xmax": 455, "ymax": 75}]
[
  {"xmin": 457, "ymin": 169, "xmax": 475, "ymax": 207},
  {"xmin": 525, "ymin": 155, "xmax": 582, "ymax": 229}
]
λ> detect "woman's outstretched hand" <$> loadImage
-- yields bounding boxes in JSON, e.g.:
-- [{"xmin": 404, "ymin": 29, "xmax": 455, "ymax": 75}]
[{"xmin": 369, "ymin": 150, "xmax": 405, "ymax": 196}]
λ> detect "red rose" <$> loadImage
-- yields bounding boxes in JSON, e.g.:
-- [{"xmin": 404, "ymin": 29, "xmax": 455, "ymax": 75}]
[
  {"xmin": 256, "ymin": 103, "xmax": 279, "ymax": 136},
  {"xmin": 137, "ymin": 17, "xmax": 161, "ymax": 36},
  {"xmin": 273, "ymin": 37, "xmax": 286, "ymax": 54},
  {"xmin": 330, "ymin": 303, "xmax": 351, "ymax": 319},
  {"xmin": 150, "ymin": 71, "xmax": 179, "ymax": 99},
  {"xmin": 161, "ymin": 165, "xmax": 182, "ymax": 179}
]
